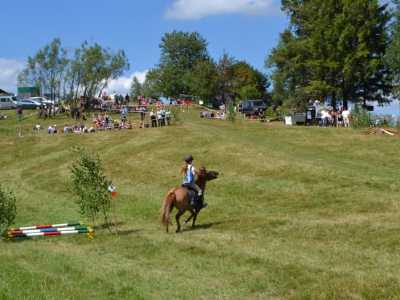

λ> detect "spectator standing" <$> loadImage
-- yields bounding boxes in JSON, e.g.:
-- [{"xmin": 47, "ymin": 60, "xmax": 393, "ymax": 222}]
[
  {"xmin": 157, "ymin": 108, "xmax": 162, "ymax": 127},
  {"xmin": 237, "ymin": 101, "xmax": 243, "ymax": 118},
  {"xmin": 75, "ymin": 107, "xmax": 80, "ymax": 121},
  {"xmin": 259, "ymin": 108, "xmax": 265, "ymax": 123},
  {"xmin": 342, "ymin": 108, "xmax": 350, "ymax": 127},
  {"xmin": 17, "ymin": 106, "xmax": 22, "ymax": 121},
  {"xmin": 318, "ymin": 108, "xmax": 329, "ymax": 128},
  {"xmin": 166, "ymin": 108, "xmax": 171, "ymax": 125},
  {"xmin": 337, "ymin": 110, "xmax": 343, "ymax": 127},
  {"xmin": 161, "ymin": 107, "xmax": 166, "ymax": 126},
  {"xmin": 150, "ymin": 109, "xmax": 157, "ymax": 127},
  {"xmin": 140, "ymin": 106, "xmax": 147, "ymax": 121},
  {"xmin": 125, "ymin": 93, "xmax": 130, "ymax": 105}
]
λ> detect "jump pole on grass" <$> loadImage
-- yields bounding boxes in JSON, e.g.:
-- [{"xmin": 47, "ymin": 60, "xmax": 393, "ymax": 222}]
[
  {"xmin": 10, "ymin": 221, "xmax": 84, "ymax": 231},
  {"xmin": 7, "ymin": 227, "xmax": 93, "ymax": 239}
]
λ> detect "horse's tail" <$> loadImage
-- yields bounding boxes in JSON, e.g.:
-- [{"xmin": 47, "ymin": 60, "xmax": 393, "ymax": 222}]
[{"xmin": 160, "ymin": 187, "xmax": 178, "ymax": 228}]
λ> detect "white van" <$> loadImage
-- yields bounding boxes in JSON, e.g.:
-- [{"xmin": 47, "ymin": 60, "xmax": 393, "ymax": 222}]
[{"xmin": 0, "ymin": 96, "xmax": 19, "ymax": 109}]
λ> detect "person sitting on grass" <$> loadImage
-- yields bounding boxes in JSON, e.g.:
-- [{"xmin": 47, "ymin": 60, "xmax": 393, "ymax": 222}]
[
  {"xmin": 119, "ymin": 121, "xmax": 127, "ymax": 130},
  {"xmin": 138, "ymin": 121, "xmax": 144, "ymax": 128},
  {"xmin": 47, "ymin": 125, "xmax": 54, "ymax": 134}
]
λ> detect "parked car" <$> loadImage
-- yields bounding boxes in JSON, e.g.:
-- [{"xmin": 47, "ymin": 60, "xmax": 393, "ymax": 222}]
[
  {"xmin": 30, "ymin": 97, "xmax": 53, "ymax": 105},
  {"xmin": 17, "ymin": 99, "xmax": 46, "ymax": 110},
  {"xmin": 0, "ymin": 95, "xmax": 19, "ymax": 109},
  {"xmin": 242, "ymin": 99, "xmax": 270, "ymax": 117}
]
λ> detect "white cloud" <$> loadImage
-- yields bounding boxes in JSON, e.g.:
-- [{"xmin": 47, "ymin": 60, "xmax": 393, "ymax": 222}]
[
  {"xmin": 0, "ymin": 58, "xmax": 26, "ymax": 94},
  {"xmin": 164, "ymin": 0, "xmax": 281, "ymax": 21},
  {"xmin": 105, "ymin": 70, "xmax": 148, "ymax": 95}
]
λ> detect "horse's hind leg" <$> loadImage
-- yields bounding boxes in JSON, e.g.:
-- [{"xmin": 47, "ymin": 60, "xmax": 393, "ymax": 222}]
[
  {"xmin": 183, "ymin": 210, "xmax": 195, "ymax": 225},
  {"xmin": 166, "ymin": 205, "xmax": 174, "ymax": 233},
  {"xmin": 175, "ymin": 210, "xmax": 184, "ymax": 233}
]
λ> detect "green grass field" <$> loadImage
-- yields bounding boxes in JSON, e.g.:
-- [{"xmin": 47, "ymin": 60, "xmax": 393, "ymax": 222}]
[{"xmin": 1, "ymin": 107, "xmax": 399, "ymax": 299}]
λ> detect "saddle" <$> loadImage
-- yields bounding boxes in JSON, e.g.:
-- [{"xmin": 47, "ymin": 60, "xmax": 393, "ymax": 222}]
[{"xmin": 182, "ymin": 185, "xmax": 202, "ymax": 207}]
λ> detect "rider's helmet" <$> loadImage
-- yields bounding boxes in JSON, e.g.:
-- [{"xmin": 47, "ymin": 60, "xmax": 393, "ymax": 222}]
[{"xmin": 184, "ymin": 155, "xmax": 194, "ymax": 163}]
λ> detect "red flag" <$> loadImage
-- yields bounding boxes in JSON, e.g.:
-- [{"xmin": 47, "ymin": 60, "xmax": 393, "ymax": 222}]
[{"xmin": 111, "ymin": 191, "xmax": 117, "ymax": 196}]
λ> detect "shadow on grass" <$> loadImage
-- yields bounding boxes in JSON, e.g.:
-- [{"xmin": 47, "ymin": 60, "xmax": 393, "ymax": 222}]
[
  {"xmin": 117, "ymin": 229, "xmax": 143, "ymax": 235},
  {"xmin": 181, "ymin": 219, "xmax": 238, "ymax": 232},
  {"xmin": 97, "ymin": 222, "xmax": 144, "ymax": 236}
]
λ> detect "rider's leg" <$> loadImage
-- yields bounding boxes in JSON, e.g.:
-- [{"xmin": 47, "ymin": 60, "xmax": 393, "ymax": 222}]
[{"xmin": 186, "ymin": 182, "xmax": 207, "ymax": 207}]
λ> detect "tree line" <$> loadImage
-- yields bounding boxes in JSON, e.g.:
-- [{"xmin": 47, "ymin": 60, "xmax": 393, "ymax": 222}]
[
  {"xmin": 17, "ymin": 38, "xmax": 130, "ymax": 106},
  {"xmin": 266, "ymin": 0, "xmax": 400, "ymax": 110},
  {"xmin": 17, "ymin": 0, "xmax": 400, "ymax": 110}
]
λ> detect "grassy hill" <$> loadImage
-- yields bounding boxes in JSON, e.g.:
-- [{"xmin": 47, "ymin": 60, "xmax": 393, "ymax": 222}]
[{"xmin": 0, "ymin": 107, "xmax": 399, "ymax": 299}]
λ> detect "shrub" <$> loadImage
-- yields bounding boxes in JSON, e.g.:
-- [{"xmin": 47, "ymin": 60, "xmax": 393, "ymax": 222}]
[
  {"xmin": 350, "ymin": 105, "xmax": 372, "ymax": 128},
  {"xmin": 0, "ymin": 184, "xmax": 17, "ymax": 240},
  {"xmin": 226, "ymin": 100, "xmax": 236, "ymax": 122},
  {"xmin": 69, "ymin": 147, "xmax": 112, "ymax": 231},
  {"xmin": 170, "ymin": 106, "xmax": 183, "ymax": 125}
]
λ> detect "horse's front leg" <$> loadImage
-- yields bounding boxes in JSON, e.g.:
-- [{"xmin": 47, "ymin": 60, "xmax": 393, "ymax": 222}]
[
  {"xmin": 183, "ymin": 209, "xmax": 195, "ymax": 225},
  {"xmin": 192, "ymin": 209, "xmax": 200, "ymax": 228},
  {"xmin": 175, "ymin": 210, "xmax": 184, "ymax": 233}
]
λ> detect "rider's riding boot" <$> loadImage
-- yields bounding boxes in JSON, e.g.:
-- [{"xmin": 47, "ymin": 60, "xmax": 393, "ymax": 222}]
[{"xmin": 198, "ymin": 195, "xmax": 207, "ymax": 208}]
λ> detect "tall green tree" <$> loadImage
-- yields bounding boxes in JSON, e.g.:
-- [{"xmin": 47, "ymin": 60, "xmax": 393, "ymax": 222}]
[
  {"xmin": 189, "ymin": 59, "xmax": 219, "ymax": 104},
  {"xmin": 129, "ymin": 76, "xmax": 142, "ymax": 100},
  {"xmin": 267, "ymin": 0, "xmax": 391, "ymax": 109},
  {"xmin": 142, "ymin": 71, "xmax": 161, "ymax": 100},
  {"xmin": 215, "ymin": 51, "xmax": 236, "ymax": 103},
  {"xmin": 65, "ymin": 40, "xmax": 129, "ymax": 111},
  {"xmin": 155, "ymin": 30, "xmax": 210, "ymax": 99},
  {"xmin": 386, "ymin": 0, "xmax": 400, "ymax": 97},
  {"xmin": 16, "ymin": 38, "xmax": 68, "ymax": 108},
  {"xmin": 233, "ymin": 61, "xmax": 269, "ymax": 98}
]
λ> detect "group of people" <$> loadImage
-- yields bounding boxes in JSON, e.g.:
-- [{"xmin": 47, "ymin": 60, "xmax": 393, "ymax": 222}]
[
  {"xmin": 199, "ymin": 110, "xmax": 226, "ymax": 120},
  {"xmin": 149, "ymin": 107, "xmax": 171, "ymax": 127},
  {"xmin": 318, "ymin": 107, "xmax": 351, "ymax": 128}
]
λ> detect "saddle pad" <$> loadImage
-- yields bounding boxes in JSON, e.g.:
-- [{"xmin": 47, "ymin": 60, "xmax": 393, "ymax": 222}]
[{"xmin": 182, "ymin": 186, "xmax": 196, "ymax": 206}]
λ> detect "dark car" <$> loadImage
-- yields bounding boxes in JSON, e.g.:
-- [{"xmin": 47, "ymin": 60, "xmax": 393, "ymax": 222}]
[
  {"xmin": 242, "ymin": 99, "xmax": 269, "ymax": 117},
  {"xmin": 17, "ymin": 99, "xmax": 46, "ymax": 110}
]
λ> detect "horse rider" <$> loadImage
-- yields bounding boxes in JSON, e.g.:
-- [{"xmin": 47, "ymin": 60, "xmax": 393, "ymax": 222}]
[{"xmin": 181, "ymin": 155, "xmax": 207, "ymax": 208}]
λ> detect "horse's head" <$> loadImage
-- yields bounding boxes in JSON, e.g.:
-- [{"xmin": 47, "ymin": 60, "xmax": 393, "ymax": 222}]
[{"xmin": 198, "ymin": 167, "xmax": 219, "ymax": 181}]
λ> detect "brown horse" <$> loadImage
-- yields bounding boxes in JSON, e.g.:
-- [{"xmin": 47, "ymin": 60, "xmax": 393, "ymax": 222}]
[{"xmin": 160, "ymin": 167, "xmax": 219, "ymax": 233}]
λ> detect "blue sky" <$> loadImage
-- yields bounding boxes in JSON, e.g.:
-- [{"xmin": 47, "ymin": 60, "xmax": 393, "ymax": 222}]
[{"xmin": 1, "ymin": 0, "xmax": 397, "ymax": 115}]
